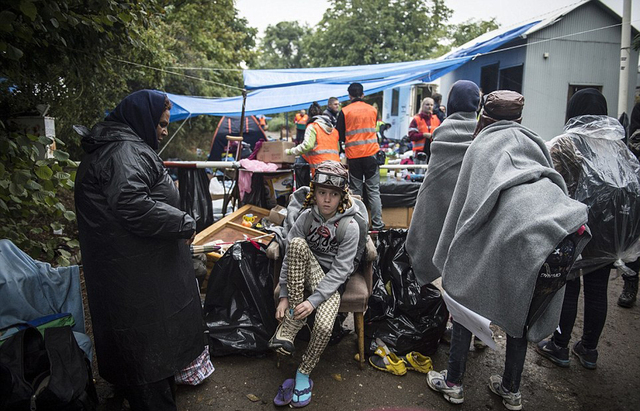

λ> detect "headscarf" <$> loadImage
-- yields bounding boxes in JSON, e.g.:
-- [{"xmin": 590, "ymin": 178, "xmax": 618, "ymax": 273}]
[
  {"xmin": 473, "ymin": 90, "xmax": 525, "ymax": 137},
  {"xmin": 447, "ymin": 80, "xmax": 480, "ymax": 115},
  {"xmin": 105, "ymin": 89, "xmax": 167, "ymax": 150},
  {"xmin": 565, "ymin": 88, "xmax": 608, "ymax": 123}
]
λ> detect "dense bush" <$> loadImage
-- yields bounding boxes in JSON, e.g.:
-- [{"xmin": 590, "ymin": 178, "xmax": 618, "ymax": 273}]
[{"xmin": 0, "ymin": 125, "xmax": 78, "ymax": 266}]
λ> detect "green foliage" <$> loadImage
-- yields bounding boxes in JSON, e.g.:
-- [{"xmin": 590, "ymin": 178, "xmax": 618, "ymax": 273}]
[
  {"xmin": 449, "ymin": 18, "xmax": 500, "ymax": 48},
  {"xmin": 0, "ymin": 126, "xmax": 78, "ymax": 266},
  {"xmin": 0, "ymin": 0, "xmax": 165, "ymax": 159},
  {"xmin": 156, "ymin": 1, "xmax": 257, "ymax": 160},
  {"xmin": 257, "ymin": 21, "xmax": 311, "ymax": 69},
  {"xmin": 303, "ymin": 0, "xmax": 452, "ymax": 67}
]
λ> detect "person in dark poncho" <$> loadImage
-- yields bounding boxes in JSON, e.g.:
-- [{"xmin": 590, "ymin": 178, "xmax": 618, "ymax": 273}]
[
  {"xmin": 537, "ymin": 89, "xmax": 640, "ymax": 370},
  {"xmin": 74, "ymin": 90, "xmax": 204, "ymax": 410}
]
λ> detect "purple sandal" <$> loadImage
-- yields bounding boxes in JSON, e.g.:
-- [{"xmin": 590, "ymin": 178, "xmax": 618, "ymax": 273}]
[
  {"xmin": 273, "ymin": 378, "xmax": 295, "ymax": 406},
  {"xmin": 291, "ymin": 379, "xmax": 314, "ymax": 408}
]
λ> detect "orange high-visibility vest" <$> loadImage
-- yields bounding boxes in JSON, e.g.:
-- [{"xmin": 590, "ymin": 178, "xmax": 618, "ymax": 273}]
[
  {"xmin": 412, "ymin": 114, "xmax": 441, "ymax": 153},
  {"xmin": 302, "ymin": 123, "xmax": 340, "ymax": 169},
  {"xmin": 295, "ymin": 114, "xmax": 308, "ymax": 130},
  {"xmin": 342, "ymin": 101, "xmax": 379, "ymax": 159}
]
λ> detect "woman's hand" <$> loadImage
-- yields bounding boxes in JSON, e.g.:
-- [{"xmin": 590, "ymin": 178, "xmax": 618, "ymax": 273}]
[
  {"xmin": 293, "ymin": 301, "xmax": 314, "ymax": 320},
  {"xmin": 276, "ymin": 298, "xmax": 290, "ymax": 321}
]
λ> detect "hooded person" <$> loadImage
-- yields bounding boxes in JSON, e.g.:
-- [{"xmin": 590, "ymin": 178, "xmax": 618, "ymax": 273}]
[
  {"xmin": 286, "ymin": 102, "xmax": 340, "ymax": 174},
  {"xmin": 268, "ymin": 161, "xmax": 360, "ymax": 408},
  {"xmin": 426, "ymin": 90, "xmax": 590, "ymax": 410},
  {"xmin": 406, "ymin": 80, "xmax": 481, "ymax": 286},
  {"xmin": 537, "ymin": 89, "xmax": 640, "ymax": 370},
  {"xmin": 74, "ymin": 90, "xmax": 204, "ymax": 410}
]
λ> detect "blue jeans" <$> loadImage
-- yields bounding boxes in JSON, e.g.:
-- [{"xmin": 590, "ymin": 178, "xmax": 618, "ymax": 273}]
[
  {"xmin": 347, "ymin": 156, "xmax": 384, "ymax": 230},
  {"xmin": 447, "ymin": 321, "xmax": 527, "ymax": 392}
]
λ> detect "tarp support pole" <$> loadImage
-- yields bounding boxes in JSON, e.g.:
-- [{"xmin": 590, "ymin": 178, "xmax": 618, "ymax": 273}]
[{"xmin": 285, "ymin": 112, "xmax": 289, "ymax": 141}]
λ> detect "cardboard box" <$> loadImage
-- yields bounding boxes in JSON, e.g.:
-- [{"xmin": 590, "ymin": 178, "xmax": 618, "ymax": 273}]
[
  {"xmin": 382, "ymin": 207, "xmax": 414, "ymax": 229},
  {"xmin": 257, "ymin": 141, "xmax": 295, "ymax": 163},
  {"xmin": 269, "ymin": 205, "xmax": 288, "ymax": 226}
]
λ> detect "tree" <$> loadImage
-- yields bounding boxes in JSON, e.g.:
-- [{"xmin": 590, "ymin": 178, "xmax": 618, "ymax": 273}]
[
  {"xmin": 0, "ymin": 0, "xmax": 166, "ymax": 159},
  {"xmin": 449, "ymin": 18, "xmax": 500, "ymax": 48},
  {"xmin": 304, "ymin": 0, "xmax": 452, "ymax": 67},
  {"xmin": 258, "ymin": 21, "xmax": 311, "ymax": 69},
  {"xmin": 150, "ymin": 0, "xmax": 258, "ymax": 160}
]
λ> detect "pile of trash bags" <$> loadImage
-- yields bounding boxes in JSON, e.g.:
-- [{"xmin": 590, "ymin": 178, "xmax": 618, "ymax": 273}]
[{"xmin": 365, "ymin": 230, "xmax": 449, "ymax": 356}]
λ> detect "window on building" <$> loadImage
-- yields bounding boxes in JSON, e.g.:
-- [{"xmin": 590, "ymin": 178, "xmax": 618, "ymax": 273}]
[
  {"xmin": 481, "ymin": 63, "xmax": 499, "ymax": 94},
  {"xmin": 567, "ymin": 85, "xmax": 602, "ymax": 102},
  {"xmin": 499, "ymin": 65, "xmax": 523, "ymax": 93},
  {"xmin": 391, "ymin": 88, "xmax": 400, "ymax": 116}
]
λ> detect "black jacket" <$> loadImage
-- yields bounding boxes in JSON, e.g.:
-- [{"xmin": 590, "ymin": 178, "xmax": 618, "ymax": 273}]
[{"xmin": 75, "ymin": 121, "xmax": 203, "ymax": 385}]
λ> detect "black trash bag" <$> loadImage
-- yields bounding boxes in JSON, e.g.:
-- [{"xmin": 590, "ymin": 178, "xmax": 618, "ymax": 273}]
[
  {"xmin": 364, "ymin": 229, "xmax": 449, "ymax": 356},
  {"xmin": 294, "ymin": 163, "xmax": 311, "ymax": 189},
  {"xmin": 380, "ymin": 181, "xmax": 421, "ymax": 208},
  {"xmin": 203, "ymin": 241, "xmax": 277, "ymax": 356},
  {"xmin": 178, "ymin": 168, "xmax": 214, "ymax": 233},
  {"xmin": 242, "ymin": 173, "xmax": 268, "ymax": 208}
]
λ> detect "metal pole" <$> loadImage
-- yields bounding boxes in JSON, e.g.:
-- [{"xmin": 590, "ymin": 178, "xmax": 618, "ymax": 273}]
[
  {"xmin": 285, "ymin": 112, "xmax": 289, "ymax": 141},
  {"xmin": 617, "ymin": 0, "xmax": 632, "ymax": 119}
]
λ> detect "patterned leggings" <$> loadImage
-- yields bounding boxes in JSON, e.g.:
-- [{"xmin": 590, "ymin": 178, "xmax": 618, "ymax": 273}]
[{"xmin": 286, "ymin": 237, "xmax": 341, "ymax": 374}]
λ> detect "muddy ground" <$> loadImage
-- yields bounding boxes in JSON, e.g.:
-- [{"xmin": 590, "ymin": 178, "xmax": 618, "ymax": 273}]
[{"xmin": 94, "ymin": 272, "xmax": 639, "ymax": 411}]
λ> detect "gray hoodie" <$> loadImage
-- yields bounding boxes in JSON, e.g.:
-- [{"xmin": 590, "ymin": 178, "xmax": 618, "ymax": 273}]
[{"xmin": 279, "ymin": 198, "xmax": 359, "ymax": 308}]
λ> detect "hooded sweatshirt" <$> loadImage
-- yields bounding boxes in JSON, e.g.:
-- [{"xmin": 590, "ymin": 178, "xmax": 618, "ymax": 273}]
[
  {"xmin": 287, "ymin": 115, "xmax": 336, "ymax": 156},
  {"xmin": 278, "ymin": 196, "xmax": 359, "ymax": 308}
]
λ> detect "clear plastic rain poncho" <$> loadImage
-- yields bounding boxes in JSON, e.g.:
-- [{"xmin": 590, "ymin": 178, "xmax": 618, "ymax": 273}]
[{"xmin": 547, "ymin": 115, "xmax": 640, "ymax": 277}]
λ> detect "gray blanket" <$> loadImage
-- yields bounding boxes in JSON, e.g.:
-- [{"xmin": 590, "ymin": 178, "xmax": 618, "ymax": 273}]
[
  {"xmin": 433, "ymin": 121, "xmax": 591, "ymax": 341},
  {"xmin": 407, "ymin": 112, "xmax": 477, "ymax": 285}
]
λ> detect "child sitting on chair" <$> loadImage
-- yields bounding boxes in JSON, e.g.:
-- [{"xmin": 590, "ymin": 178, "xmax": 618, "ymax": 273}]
[{"xmin": 269, "ymin": 161, "xmax": 359, "ymax": 408}]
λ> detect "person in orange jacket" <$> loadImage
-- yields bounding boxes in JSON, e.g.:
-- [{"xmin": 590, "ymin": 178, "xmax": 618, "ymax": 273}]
[
  {"xmin": 294, "ymin": 109, "xmax": 308, "ymax": 144},
  {"xmin": 336, "ymin": 82, "xmax": 384, "ymax": 230},
  {"xmin": 408, "ymin": 97, "xmax": 441, "ymax": 162}
]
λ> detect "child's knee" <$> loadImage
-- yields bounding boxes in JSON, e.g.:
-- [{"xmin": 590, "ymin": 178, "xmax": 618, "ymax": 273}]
[{"xmin": 289, "ymin": 237, "xmax": 308, "ymax": 253}]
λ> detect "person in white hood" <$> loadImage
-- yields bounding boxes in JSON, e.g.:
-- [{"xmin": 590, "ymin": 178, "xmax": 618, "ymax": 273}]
[{"xmin": 269, "ymin": 161, "xmax": 359, "ymax": 408}]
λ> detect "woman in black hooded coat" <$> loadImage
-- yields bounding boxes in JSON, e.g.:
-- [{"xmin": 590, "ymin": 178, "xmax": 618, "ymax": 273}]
[{"xmin": 75, "ymin": 90, "xmax": 203, "ymax": 410}]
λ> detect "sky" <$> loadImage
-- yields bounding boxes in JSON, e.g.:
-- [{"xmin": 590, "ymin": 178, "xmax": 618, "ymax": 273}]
[{"xmin": 236, "ymin": 0, "xmax": 639, "ymax": 38}]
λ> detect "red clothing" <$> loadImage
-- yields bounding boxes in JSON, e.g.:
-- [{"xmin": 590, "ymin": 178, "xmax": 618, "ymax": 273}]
[{"xmin": 408, "ymin": 112, "xmax": 440, "ymax": 153}]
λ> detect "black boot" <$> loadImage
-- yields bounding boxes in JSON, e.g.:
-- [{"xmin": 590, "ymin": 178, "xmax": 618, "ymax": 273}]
[{"xmin": 618, "ymin": 275, "xmax": 639, "ymax": 308}]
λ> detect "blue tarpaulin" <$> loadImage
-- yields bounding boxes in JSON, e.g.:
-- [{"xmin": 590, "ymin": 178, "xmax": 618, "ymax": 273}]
[{"xmin": 168, "ymin": 20, "xmax": 539, "ymax": 122}]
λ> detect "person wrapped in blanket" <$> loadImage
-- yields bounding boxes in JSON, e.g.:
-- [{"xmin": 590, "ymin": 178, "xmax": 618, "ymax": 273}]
[
  {"xmin": 426, "ymin": 90, "xmax": 591, "ymax": 411},
  {"xmin": 269, "ymin": 161, "xmax": 359, "ymax": 408}
]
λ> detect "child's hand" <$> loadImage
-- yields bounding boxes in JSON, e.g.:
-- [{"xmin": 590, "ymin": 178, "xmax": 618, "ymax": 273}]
[
  {"xmin": 293, "ymin": 301, "xmax": 314, "ymax": 320},
  {"xmin": 276, "ymin": 298, "xmax": 289, "ymax": 321}
]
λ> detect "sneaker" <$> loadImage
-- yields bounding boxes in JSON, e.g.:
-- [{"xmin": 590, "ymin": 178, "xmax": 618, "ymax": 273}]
[
  {"xmin": 426, "ymin": 370, "xmax": 464, "ymax": 404},
  {"xmin": 618, "ymin": 275, "xmax": 638, "ymax": 308},
  {"xmin": 368, "ymin": 345, "xmax": 407, "ymax": 376},
  {"xmin": 572, "ymin": 340, "xmax": 597, "ymax": 370},
  {"xmin": 401, "ymin": 351, "xmax": 433, "ymax": 374},
  {"xmin": 535, "ymin": 339, "xmax": 569, "ymax": 368},
  {"xmin": 268, "ymin": 310, "xmax": 303, "ymax": 356},
  {"xmin": 488, "ymin": 375, "xmax": 522, "ymax": 411}
]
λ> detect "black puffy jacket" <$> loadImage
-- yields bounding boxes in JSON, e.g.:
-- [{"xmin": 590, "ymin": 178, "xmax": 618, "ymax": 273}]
[{"xmin": 75, "ymin": 121, "xmax": 203, "ymax": 385}]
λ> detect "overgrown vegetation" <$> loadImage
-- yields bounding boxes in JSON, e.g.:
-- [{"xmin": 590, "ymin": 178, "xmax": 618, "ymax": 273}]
[{"xmin": 0, "ymin": 126, "xmax": 77, "ymax": 266}]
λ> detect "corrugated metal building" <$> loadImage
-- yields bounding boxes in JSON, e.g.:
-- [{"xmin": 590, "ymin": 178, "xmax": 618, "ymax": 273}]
[{"xmin": 438, "ymin": 0, "xmax": 639, "ymax": 140}]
